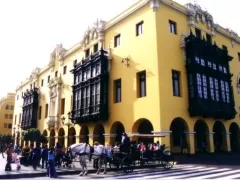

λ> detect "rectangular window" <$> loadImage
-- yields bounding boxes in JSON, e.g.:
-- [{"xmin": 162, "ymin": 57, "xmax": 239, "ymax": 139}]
[
  {"xmin": 202, "ymin": 75, "xmax": 208, "ymax": 99},
  {"xmin": 14, "ymin": 115, "xmax": 17, "ymax": 125},
  {"xmin": 85, "ymin": 49, "xmax": 90, "ymax": 57},
  {"xmin": 5, "ymin": 114, "xmax": 8, "ymax": 119},
  {"xmin": 196, "ymin": 73, "xmax": 202, "ymax": 98},
  {"xmin": 220, "ymin": 80, "xmax": 226, "ymax": 103},
  {"xmin": 4, "ymin": 123, "xmax": 7, "ymax": 128},
  {"xmin": 114, "ymin": 79, "xmax": 121, "ymax": 103},
  {"xmin": 136, "ymin": 21, "xmax": 143, "ymax": 36},
  {"xmin": 225, "ymin": 81, "xmax": 230, "ymax": 103},
  {"xmin": 169, "ymin": 20, "xmax": 177, "ymax": 34},
  {"xmin": 6, "ymin": 105, "xmax": 9, "ymax": 110},
  {"xmin": 195, "ymin": 28, "xmax": 201, "ymax": 39},
  {"xmin": 38, "ymin": 106, "xmax": 42, "ymax": 120},
  {"xmin": 8, "ymin": 124, "xmax": 12, "ymax": 129},
  {"xmin": 188, "ymin": 74, "xmax": 194, "ymax": 98},
  {"xmin": 55, "ymin": 71, "xmax": 58, "ymax": 77},
  {"xmin": 137, "ymin": 70, "xmax": 146, "ymax": 97},
  {"xmin": 114, "ymin": 34, "xmax": 121, "ymax": 47},
  {"xmin": 63, "ymin": 66, "xmax": 67, "ymax": 75},
  {"xmin": 214, "ymin": 79, "xmax": 220, "ymax": 101},
  {"xmin": 9, "ymin": 114, "xmax": 13, "ymax": 119},
  {"xmin": 19, "ymin": 113, "xmax": 22, "ymax": 122},
  {"xmin": 10, "ymin": 105, "xmax": 14, "ymax": 110},
  {"xmin": 73, "ymin": 59, "xmax": 77, "ymax": 66},
  {"xmin": 41, "ymin": 79, "xmax": 44, "ymax": 87},
  {"xmin": 206, "ymin": 33, "xmax": 212, "ymax": 44},
  {"xmin": 93, "ymin": 43, "xmax": 98, "ymax": 53},
  {"xmin": 209, "ymin": 77, "xmax": 215, "ymax": 101},
  {"xmin": 172, "ymin": 70, "xmax": 181, "ymax": 97},
  {"xmin": 48, "ymin": 76, "xmax": 50, "ymax": 83},
  {"xmin": 61, "ymin": 98, "xmax": 65, "ymax": 115},
  {"xmin": 45, "ymin": 104, "xmax": 48, "ymax": 118}
]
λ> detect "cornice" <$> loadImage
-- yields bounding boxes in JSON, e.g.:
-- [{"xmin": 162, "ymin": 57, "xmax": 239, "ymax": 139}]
[{"xmin": 104, "ymin": 0, "xmax": 149, "ymax": 30}]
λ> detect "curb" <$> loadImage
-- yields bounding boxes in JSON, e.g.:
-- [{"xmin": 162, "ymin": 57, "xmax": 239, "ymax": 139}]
[{"xmin": 0, "ymin": 163, "xmax": 177, "ymax": 179}]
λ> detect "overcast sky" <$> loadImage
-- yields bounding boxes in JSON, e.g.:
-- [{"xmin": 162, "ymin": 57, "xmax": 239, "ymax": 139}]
[{"xmin": 0, "ymin": 0, "xmax": 237, "ymax": 97}]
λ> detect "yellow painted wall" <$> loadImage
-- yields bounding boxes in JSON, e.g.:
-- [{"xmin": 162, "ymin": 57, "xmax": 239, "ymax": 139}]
[
  {"xmin": 12, "ymin": 0, "xmax": 240, "ymax": 151},
  {"xmin": 0, "ymin": 93, "xmax": 15, "ymax": 134}
]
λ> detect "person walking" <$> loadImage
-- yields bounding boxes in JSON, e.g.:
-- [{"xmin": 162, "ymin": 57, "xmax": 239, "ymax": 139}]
[
  {"xmin": 5, "ymin": 145, "xmax": 13, "ymax": 171},
  {"xmin": 0, "ymin": 143, "xmax": 5, "ymax": 158},
  {"xmin": 47, "ymin": 147, "xmax": 57, "ymax": 178},
  {"xmin": 41, "ymin": 145, "xmax": 48, "ymax": 169}
]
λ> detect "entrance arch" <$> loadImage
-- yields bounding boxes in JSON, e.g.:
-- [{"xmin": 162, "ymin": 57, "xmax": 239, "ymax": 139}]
[
  {"xmin": 132, "ymin": 119, "xmax": 154, "ymax": 143},
  {"xmin": 93, "ymin": 124, "xmax": 105, "ymax": 145},
  {"xmin": 69, "ymin": 127, "xmax": 76, "ymax": 146},
  {"xmin": 194, "ymin": 120, "xmax": 209, "ymax": 153},
  {"xmin": 170, "ymin": 118, "xmax": 189, "ymax": 153},
  {"xmin": 58, "ymin": 128, "xmax": 65, "ymax": 147},
  {"xmin": 43, "ymin": 130, "xmax": 48, "ymax": 137},
  {"xmin": 49, "ymin": 129, "xmax": 55, "ymax": 148},
  {"xmin": 229, "ymin": 122, "xmax": 240, "ymax": 152},
  {"xmin": 213, "ymin": 121, "xmax": 226, "ymax": 152},
  {"xmin": 80, "ymin": 125, "xmax": 89, "ymax": 144},
  {"xmin": 110, "ymin": 121, "xmax": 125, "ymax": 144}
]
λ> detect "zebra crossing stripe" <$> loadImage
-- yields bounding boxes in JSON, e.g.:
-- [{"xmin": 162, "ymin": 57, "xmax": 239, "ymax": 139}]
[
  {"xmin": 112, "ymin": 165, "xmax": 210, "ymax": 179},
  {"xmin": 139, "ymin": 167, "xmax": 218, "ymax": 179},
  {"xmin": 160, "ymin": 168, "xmax": 229, "ymax": 179},
  {"xmin": 191, "ymin": 169, "xmax": 240, "ymax": 179}
]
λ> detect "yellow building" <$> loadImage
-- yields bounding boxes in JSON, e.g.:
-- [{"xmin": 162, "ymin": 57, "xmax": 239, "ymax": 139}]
[
  {"xmin": 0, "ymin": 93, "xmax": 15, "ymax": 135},
  {"xmin": 13, "ymin": 0, "xmax": 240, "ymax": 154}
]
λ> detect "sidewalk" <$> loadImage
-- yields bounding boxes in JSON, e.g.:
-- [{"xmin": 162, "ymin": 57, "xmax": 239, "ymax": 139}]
[{"xmin": 0, "ymin": 154, "xmax": 97, "ymax": 179}]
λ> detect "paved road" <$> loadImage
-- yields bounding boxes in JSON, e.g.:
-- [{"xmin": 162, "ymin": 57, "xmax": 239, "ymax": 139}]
[{"xmin": 18, "ymin": 164, "xmax": 240, "ymax": 179}]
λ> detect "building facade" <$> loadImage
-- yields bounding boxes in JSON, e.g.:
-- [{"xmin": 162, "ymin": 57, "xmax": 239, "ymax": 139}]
[
  {"xmin": 13, "ymin": 0, "xmax": 240, "ymax": 154},
  {"xmin": 0, "ymin": 93, "xmax": 15, "ymax": 135}
]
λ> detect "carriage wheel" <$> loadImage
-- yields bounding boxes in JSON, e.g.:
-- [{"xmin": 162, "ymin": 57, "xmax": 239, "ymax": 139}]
[
  {"xmin": 163, "ymin": 160, "xmax": 174, "ymax": 170},
  {"xmin": 121, "ymin": 157, "xmax": 134, "ymax": 173}
]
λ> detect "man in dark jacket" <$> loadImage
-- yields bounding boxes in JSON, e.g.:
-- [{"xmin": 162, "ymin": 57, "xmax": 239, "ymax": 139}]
[
  {"xmin": 41, "ymin": 144, "xmax": 48, "ymax": 169},
  {"xmin": 120, "ymin": 133, "xmax": 131, "ymax": 153}
]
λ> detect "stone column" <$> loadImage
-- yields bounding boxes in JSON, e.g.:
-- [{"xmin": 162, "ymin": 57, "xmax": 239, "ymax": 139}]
[
  {"xmin": 208, "ymin": 132, "xmax": 215, "ymax": 153},
  {"xmin": 75, "ymin": 135, "xmax": 80, "ymax": 144},
  {"xmin": 185, "ymin": 132, "xmax": 195, "ymax": 155},
  {"xmin": 225, "ymin": 132, "xmax": 231, "ymax": 152}
]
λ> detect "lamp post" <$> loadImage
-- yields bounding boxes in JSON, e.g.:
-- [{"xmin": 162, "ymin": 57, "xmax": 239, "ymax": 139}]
[{"xmin": 61, "ymin": 112, "xmax": 75, "ymax": 148}]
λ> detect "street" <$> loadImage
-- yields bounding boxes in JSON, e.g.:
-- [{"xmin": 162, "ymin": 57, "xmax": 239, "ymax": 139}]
[{"xmin": 18, "ymin": 164, "xmax": 240, "ymax": 179}]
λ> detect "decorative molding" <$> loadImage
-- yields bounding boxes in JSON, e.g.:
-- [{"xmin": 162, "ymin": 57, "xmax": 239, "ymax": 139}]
[
  {"xmin": 184, "ymin": 131, "xmax": 196, "ymax": 136},
  {"xmin": 149, "ymin": 0, "xmax": 161, "ymax": 12},
  {"xmin": 185, "ymin": 3, "xmax": 216, "ymax": 35},
  {"xmin": 80, "ymin": 19, "xmax": 106, "ymax": 48},
  {"xmin": 181, "ymin": 32, "xmax": 187, "ymax": 61},
  {"xmin": 237, "ymin": 73, "xmax": 240, "ymax": 93},
  {"xmin": 28, "ymin": 67, "xmax": 40, "ymax": 83},
  {"xmin": 49, "ymin": 44, "xmax": 67, "ymax": 68}
]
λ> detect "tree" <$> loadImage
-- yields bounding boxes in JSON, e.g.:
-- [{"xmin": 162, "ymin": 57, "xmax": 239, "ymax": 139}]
[
  {"xmin": 22, "ymin": 128, "xmax": 41, "ymax": 143},
  {"xmin": 22, "ymin": 128, "xmax": 48, "ymax": 144},
  {"xmin": 0, "ymin": 134, "xmax": 13, "ymax": 145}
]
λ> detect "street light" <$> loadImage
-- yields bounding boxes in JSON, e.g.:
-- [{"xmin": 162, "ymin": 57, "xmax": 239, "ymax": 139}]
[{"xmin": 61, "ymin": 112, "xmax": 75, "ymax": 148}]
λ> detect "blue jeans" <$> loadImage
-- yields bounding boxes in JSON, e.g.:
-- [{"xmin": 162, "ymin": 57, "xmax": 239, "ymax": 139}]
[{"xmin": 47, "ymin": 160, "xmax": 57, "ymax": 178}]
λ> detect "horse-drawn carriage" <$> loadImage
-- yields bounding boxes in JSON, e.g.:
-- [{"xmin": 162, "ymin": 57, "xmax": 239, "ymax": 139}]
[{"xmin": 69, "ymin": 133, "xmax": 175, "ymax": 176}]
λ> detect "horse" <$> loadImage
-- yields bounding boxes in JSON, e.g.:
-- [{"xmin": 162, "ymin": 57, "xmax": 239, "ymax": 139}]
[
  {"xmin": 70, "ymin": 143, "xmax": 91, "ymax": 176},
  {"xmin": 91, "ymin": 144, "xmax": 108, "ymax": 174}
]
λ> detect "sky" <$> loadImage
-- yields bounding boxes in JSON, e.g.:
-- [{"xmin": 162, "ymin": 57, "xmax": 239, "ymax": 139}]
[{"xmin": 0, "ymin": 0, "xmax": 238, "ymax": 97}]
